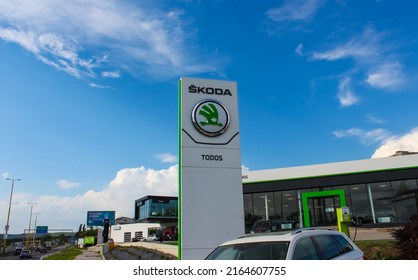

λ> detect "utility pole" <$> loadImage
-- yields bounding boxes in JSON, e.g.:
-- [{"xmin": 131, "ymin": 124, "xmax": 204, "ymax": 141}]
[
  {"xmin": 32, "ymin": 213, "xmax": 40, "ymax": 246},
  {"xmin": 26, "ymin": 202, "xmax": 37, "ymax": 248},
  {"xmin": 2, "ymin": 178, "xmax": 20, "ymax": 254}
]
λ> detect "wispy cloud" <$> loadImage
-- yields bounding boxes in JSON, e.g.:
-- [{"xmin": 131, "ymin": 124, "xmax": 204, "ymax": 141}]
[
  {"xmin": 366, "ymin": 61, "xmax": 405, "ymax": 90},
  {"xmin": 334, "ymin": 126, "xmax": 418, "ymax": 158},
  {"xmin": 102, "ymin": 71, "xmax": 120, "ymax": 78},
  {"xmin": 333, "ymin": 127, "xmax": 391, "ymax": 146},
  {"xmin": 295, "ymin": 43, "xmax": 304, "ymax": 56},
  {"xmin": 89, "ymin": 83, "xmax": 112, "ymax": 89},
  {"xmin": 337, "ymin": 77, "xmax": 359, "ymax": 107},
  {"xmin": 0, "ymin": 0, "xmax": 216, "ymax": 83},
  {"xmin": 311, "ymin": 27, "xmax": 382, "ymax": 61},
  {"xmin": 56, "ymin": 179, "xmax": 81, "ymax": 189},
  {"xmin": 309, "ymin": 26, "xmax": 409, "ymax": 101},
  {"xmin": 365, "ymin": 114, "xmax": 386, "ymax": 125},
  {"xmin": 155, "ymin": 153, "xmax": 177, "ymax": 163},
  {"xmin": 267, "ymin": 0, "xmax": 324, "ymax": 22}
]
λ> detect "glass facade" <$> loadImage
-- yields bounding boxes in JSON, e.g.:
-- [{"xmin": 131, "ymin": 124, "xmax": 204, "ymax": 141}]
[
  {"xmin": 135, "ymin": 196, "xmax": 178, "ymax": 221},
  {"xmin": 243, "ymin": 178, "xmax": 418, "ymax": 233}
]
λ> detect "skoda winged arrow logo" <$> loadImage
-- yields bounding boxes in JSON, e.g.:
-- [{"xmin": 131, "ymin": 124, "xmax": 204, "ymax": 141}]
[
  {"xmin": 199, "ymin": 103, "xmax": 223, "ymax": 127},
  {"xmin": 192, "ymin": 100, "xmax": 230, "ymax": 137}
]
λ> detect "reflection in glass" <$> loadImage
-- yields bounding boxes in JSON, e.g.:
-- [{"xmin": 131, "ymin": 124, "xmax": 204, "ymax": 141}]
[
  {"xmin": 391, "ymin": 180, "xmax": 418, "ymax": 222},
  {"xmin": 350, "ymin": 184, "xmax": 371, "ymax": 225},
  {"xmin": 368, "ymin": 182, "xmax": 396, "ymax": 223},
  {"xmin": 244, "ymin": 194, "xmax": 254, "ymax": 233}
]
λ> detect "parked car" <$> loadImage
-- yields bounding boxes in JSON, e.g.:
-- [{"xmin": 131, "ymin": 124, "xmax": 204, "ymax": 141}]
[
  {"xmin": 205, "ymin": 228, "xmax": 364, "ymax": 260},
  {"xmin": 146, "ymin": 234, "xmax": 159, "ymax": 242},
  {"xmin": 250, "ymin": 220, "xmax": 277, "ymax": 233},
  {"xmin": 14, "ymin": 247, "xmax": 23, "ymax": 256},
  {"xmin": 19, "ymin": 250, "xmax": 32, "ymax": 259},
  {"xmin": 352, "ymin": 206, "xmax": 397, "ymax": 226},
  {"xmin": 250, "ymin": 219, "xmax": 297, "ymax": 233},
  {"xmin": 40, "ymin": 247, "xmax": 47, "ymax": 253}
]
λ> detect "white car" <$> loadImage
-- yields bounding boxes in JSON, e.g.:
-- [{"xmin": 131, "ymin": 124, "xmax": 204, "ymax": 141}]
[
  {"xmin": 205, "ymin": 228, "xmax": 364, "ymax": 260},
  {"xmin": 146, "ymin": 234, "xmax": 159, "ymax": 242}
]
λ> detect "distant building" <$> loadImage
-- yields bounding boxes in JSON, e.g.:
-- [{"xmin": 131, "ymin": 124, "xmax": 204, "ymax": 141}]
[
  {"xmin": 134, "ymin": 195, "xmax": 178, "ymax": 228},
  {"xmin": 115, "ymin": 216, "xmax": 135, "ymax": 224},
  {"xmin": 110, "ymin": 223, "xmax": 161, "ymax": 243},
  {"xmin": 391, "ymin": 150, "xmax": 418, "ymax": 156}
]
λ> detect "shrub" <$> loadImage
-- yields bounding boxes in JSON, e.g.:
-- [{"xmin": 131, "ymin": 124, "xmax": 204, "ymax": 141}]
[
  {"xmin": 355, "ymin": 240, "xmax": 400, "ymax": 260},
  {"xmin": 390, "ymin": 214, "xmax": 418, "ymax": 260}
]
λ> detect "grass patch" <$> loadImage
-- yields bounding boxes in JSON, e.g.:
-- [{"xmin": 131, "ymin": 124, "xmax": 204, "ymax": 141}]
[
  {"xmin": 163, "ymin": 241, "xmax": 178, "ymax": 246},
  {"xmin": 355, "ymin": 240, "xmax": 401, "ymax": 260},
  {"xmin": 43, "ymin": 246, "xmax": 84, "ymax": 260}
]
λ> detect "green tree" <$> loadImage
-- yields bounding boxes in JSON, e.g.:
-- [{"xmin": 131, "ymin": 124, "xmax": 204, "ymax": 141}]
[{"xmin": 40, "ymin": 234, "xmax": 53, "ymax": 244}]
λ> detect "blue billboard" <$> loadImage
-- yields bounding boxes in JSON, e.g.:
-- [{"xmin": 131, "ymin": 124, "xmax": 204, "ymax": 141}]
[
  {"xmin": 87, "ymin": 211, "xmax": 116, "ymax": 226},
  {"xmin": 36, "ymin": 226, "xmax": 48, "ymax": 234}
]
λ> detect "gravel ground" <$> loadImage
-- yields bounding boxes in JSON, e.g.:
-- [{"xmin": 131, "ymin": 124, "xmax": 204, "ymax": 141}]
[{"xmin": 103, "ymin": 246, "xmax": 177, "ymax": 260}]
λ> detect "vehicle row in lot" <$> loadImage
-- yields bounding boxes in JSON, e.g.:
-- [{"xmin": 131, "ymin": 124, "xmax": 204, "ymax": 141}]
[
  {"xmin": 205, "ymin": 228, "xmax": 364, "ymax": 260},
  {"xmin": 131, "ymin": 234, "xmax": 160, "ymax": 242}
]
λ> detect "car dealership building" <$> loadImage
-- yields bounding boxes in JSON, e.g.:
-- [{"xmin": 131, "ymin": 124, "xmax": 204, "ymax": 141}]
[
  {"xmin": 110, "ymin": 153, "xmax": 418, "ymax": 241},
  {"xmin": 242, "ymin": 152, "xmax": 418, "ymax": 233}
]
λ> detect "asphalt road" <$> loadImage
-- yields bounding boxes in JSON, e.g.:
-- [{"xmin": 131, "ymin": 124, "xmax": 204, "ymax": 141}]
[{"xmin": 0, "ymin": 246, "xmax": 66, "ymax": 260}]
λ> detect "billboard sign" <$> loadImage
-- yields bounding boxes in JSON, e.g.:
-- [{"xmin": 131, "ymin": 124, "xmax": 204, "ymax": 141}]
[
  {"xmin": 36, "ymin": 226, "xmax": 48, "ymax": 234},
  {"xmin": 86, "ymin": 211, "xmax": 115, "ymax": 226}
]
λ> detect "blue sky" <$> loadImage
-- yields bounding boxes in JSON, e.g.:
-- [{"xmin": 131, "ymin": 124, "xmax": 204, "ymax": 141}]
[{"xmin": 1, "ymin": 0, "xmax": 418, "ymax": 234}]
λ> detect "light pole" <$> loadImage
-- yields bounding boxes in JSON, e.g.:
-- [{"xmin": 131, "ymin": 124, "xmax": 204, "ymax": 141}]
[
  {"xmin": 2, "ymin": 178, "xmax": 21, "ymax": 254},
  {"xmin": 32, "ymin": 213, "xmax": 40, "ymax": 245},
  {"xmin": 26, "ymin": 202, "xmax": 37, "ymax": 248}
]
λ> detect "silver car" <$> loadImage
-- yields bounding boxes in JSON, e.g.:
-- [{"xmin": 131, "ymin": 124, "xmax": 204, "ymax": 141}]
[{"xmin": 205, "ymin": 228, "xmax": 364, "ymax": 260}]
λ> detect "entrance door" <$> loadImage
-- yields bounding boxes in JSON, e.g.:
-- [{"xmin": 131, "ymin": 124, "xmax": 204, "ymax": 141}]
[
  {"xmin": 301, "ymin": 190, "xmax": 346, "ymax": 228},
  {"xmin": 308, "ymin": 196, "xmax": 341, "ymax": 227}
]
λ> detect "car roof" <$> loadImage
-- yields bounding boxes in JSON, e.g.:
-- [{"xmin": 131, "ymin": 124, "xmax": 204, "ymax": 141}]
[{"xmin": 218, "ymin": 228, "xmax": 344, "ymax": 246}]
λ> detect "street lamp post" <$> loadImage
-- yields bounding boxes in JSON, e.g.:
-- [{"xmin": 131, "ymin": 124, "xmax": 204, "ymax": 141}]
[
  {"xmin": 26, "ymin": 202, "xmax": 37, "ymax": 248},
  {"xmin": 2, "ymin": 178, "xmax": 21, "ymax": 254},
  {"xmin": 32, "ymin": 213, "xmax": 40, "ymax": 245}
]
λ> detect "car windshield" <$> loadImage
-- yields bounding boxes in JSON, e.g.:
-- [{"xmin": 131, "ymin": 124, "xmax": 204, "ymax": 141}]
[{"xmin": 206, "ymin": 241, "xmax": 290, "ymax": 260}]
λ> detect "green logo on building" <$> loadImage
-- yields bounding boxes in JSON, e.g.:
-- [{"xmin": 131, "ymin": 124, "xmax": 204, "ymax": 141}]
[
  {"xmin": 192, "ymin": 100, "xmax": 230, "ymax": 137},
  {"xmin": 198, "ymin": 103, "xmax": 223, "ymax": 127}
]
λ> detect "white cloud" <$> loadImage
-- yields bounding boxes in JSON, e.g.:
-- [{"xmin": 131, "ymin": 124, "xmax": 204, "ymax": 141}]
[
  {"xmin": 0, "ymin": 0, "xmax": 216, "ymax": 82},
  {"xmin": 333, "ymin": 127, "xmax": 391, "ymax": 145},
  {"xmin": 372, "ymin": 127, "xmax": 418, "ymax": 158},
  {"xmin": 309, "ymin": 27, "xmax": 410, "ymax": 97},
  {"xmin": 56, "ymin": 179, "xmax": 81, "ymax": 190},
  {"xmin": 311, "ymin": 28, "xmax": 381, "ymax": 61},
  {"xmin": 337, "ymin": 77, "xmax": 359, "ymax": 107},
  {"xmin": 0, "ymin": 165, "xmax": 178, "ymax": 234},
  {"xmin": 365, "ymin": 114, "xmax": 386, "ymax": 125},
  {"xmin": 366, "ymin": 61, "xmax": 405, "ymax": 90},
  {"xmin": 267, "ymin": 0, "xmax": 323, "ymax": 22},
  {"xmin": 295, "ymin": 43, "xmax": 304, "ymax": 56},
  {"xmin": 334, "ymin": 126, "xmax": 418, "ymax": 158},
  {"xmin": 101, "ymin": 71, "xmax": 120, "ymax": 78},
  {"xmin": 155, "ymin": 153, "xmax": 178, "ymax": 163},
  {"xmin": 89, "ymin": 83, "xmax": 111, "ymax": 89}
]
